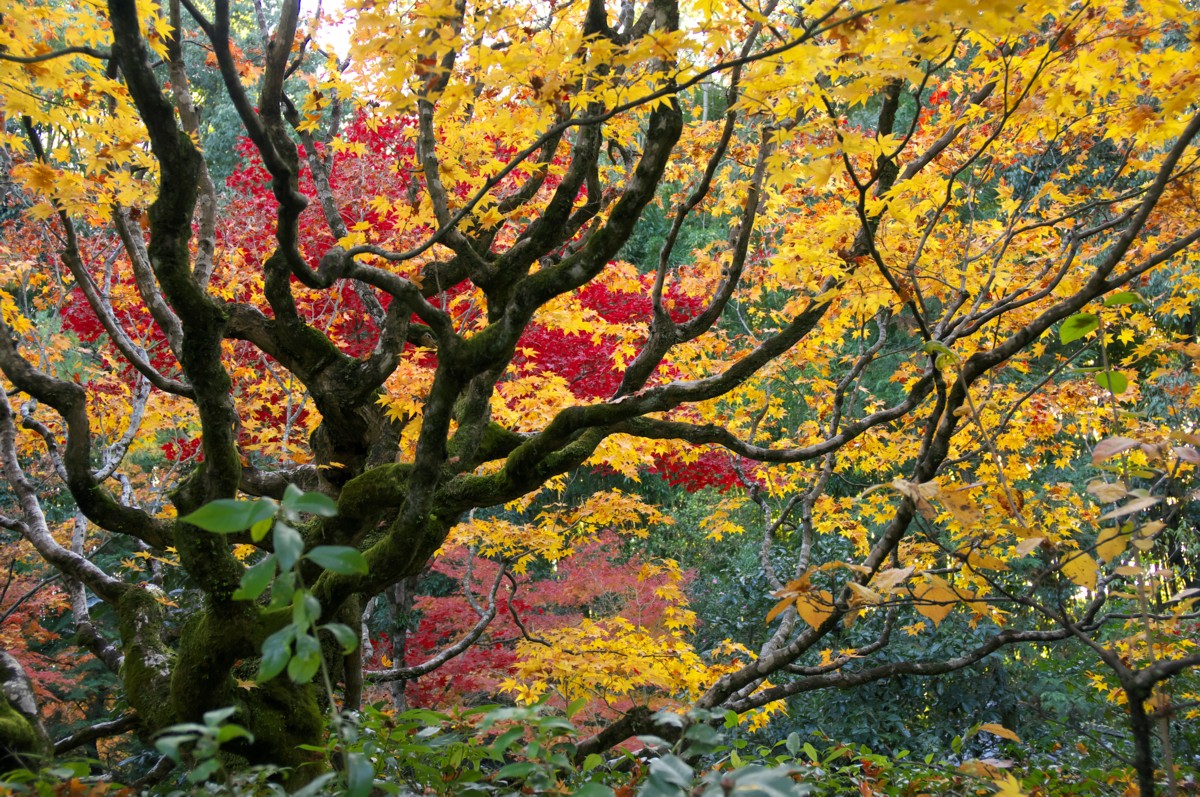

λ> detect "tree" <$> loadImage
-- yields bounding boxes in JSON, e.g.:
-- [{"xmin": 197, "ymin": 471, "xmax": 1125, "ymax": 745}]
[{"xmin": 0, "ymin": 0, "xmax": 1199, "ymax": 789}]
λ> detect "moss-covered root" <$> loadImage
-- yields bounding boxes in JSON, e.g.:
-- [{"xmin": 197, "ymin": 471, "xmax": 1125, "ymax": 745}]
[{"xmin": 0, "ymin": 651, "xmax": 52, "ymax": 772}]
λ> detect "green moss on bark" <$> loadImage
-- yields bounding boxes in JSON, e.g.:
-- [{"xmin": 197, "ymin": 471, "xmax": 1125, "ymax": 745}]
[
  {"xmin": 171, "ymin": 608, "xmax": 325, "ymax": 783},
  {"xmin": 337, "ymin": 463, "xmax": 412, "ymax": 519},
  {"xmin": 233, "ymin": 678, "xmax": 325, "ymax": 781},
  {"xmin": 0, "ymin": 698, "xmax": 43, "ymax": 771},
  {"xmin": 116, "ymin": 587, "xmax": 175, "ymax": 736}
]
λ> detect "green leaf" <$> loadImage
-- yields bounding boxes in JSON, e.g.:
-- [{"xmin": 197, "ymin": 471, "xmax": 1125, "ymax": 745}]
[
  {"xmin": 495, "ymin": 762, "xmax": 539, "ymax": 780},
  {"xmin": 182, "ymin": 498, "xmax": 276, "ymax": 533},
  {"xmin": 267, "ymin": 571, "xmax": 296, "ymax": 610},
  {"xmin": 1060, "ymin": 313, "xmax": 1099, "ymax": 344},
  {"xmin": 45, "ymin": 762, "xmax": 90, "ymax": 780},
  {"xmin": 154, "ymin": 734, "xmax": 190, "ymax": 763},
  {"xmin": 289, "ymin": 774, "xmax": 338, "ymax": 797},
  {"xmin": 682, "ymin": 723, "xmax": 718, "ymax": 744},
  {"xmin": 186, "ymin": 758, "xmax": 220, "ymax": 784},
  {"xmin": 321, "ymin": 622, "xmax": 359, "ymax": 653},
  {"xmin": 1096, "ymin": 371, "xmax": 1128, "ymax": 394},
  {"xmin": 572, "ymin": 785, "xmax": 615, "ymax": 797},
  {"xmin": 274, "ymin": 522, "xmax": 305, "ymax": 571},
  {"xmin": 306, "ymin": 545, "xmax": 368, "ymax": 575},
  {"xmin": 202, "ymin": 707, "xmax": 239, "ymax": 727},
  {"xmin": 250, "ymin": 516, "xmax": 273, "ymax": 543},
  {"xmin": 565, "ymin": 696, "xmax": 587, "ymax": 720},
  {"xmin": 232, "ymin": 555, "xmax": 276, "ymax": 601},
  {"xmin": 344, "ymin": 752, "xmax": 374, "ymax": 797},
  {"xmin": 785, "ymin": 732, "xmax": 801, "ymax": 757},
  {"xmin": 281, "ymin": 484, "xmax": 337, "ymax": 521},
  {"xmin": 282, "ymin": 483, "xmax": 304, "ymax": 506},
  {"xmin": 724, "ymin": 766, "xmax": 809, "ymax": 796},
  {"xmin": 288, "ymin": 634, "xmax": 322, "ymax": 683},
  {"xmin": 293, "ymin": 591, "xmax": 322, "ymax": 627},
  {"xmin": 923, "ymin": 341, "xmax": 957, "ymax": 361},
  {"xmin": 582, "ymin": 753, "xmax": 604, "ymax": 773},
  {"xmin": 257, "ymin": 626, "xmax": 295, "ymax": 683},
  {"xmin": 491, "ymin": 727, "xmax": 523, "ymax": 757},
  {"xmin": 290, "ymin": 492, "xmax": 339, "ymax": 518},
  {"xmin": 1103, "ymin": 290, "xmax": 1145, "ymax": 307},
  {"xmin": 214, "ymin": 724, "xmax": 254, "ymax": 745},
  {"xmin": 649, "ymin": 754, "xmax": 693, "ymax": 787}
]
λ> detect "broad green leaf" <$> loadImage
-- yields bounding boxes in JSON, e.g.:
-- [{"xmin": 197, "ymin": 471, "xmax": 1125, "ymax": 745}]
[
  {"xmin": 182, "ymin": 498, "xmax": 276, "ymax": 533},
  {"xmin": 1095, "ymin": 371, "xmax": 1128, "ymax": 394},
  {"xmin": 288, "ymin": 634, "xmax": 322, "ymax": 683},
  {"xmin": 214, "ymin": 724, "xmax": 254, "ymax": 745},
  {"xmin": 292, "ymin": 591, "xmax": 322, "ymax": 627},
  {"xmin": 289, "ymin": 774, "xmax": 338, "ymax": 797},
  {"xmin": 250, "ymin": 516, "xmax": 273, "ymax": 543},
  {"xmin": 785, "ymin": 732, "xmax": 801, "ymax": 757},
  {"xmin": 186, "ymin": 758, "xmax": 220, "ymax": 784},
  {"xmin": 682, "ymin": 722, "xmax": 719, "ymax": 745},
  {"xmin": 306, "ymin": 545, "xmax": 368, "ymax": 575},
  {"xmin": 726, "ymin": 766, "xmax": 809, "ymax": 796},
  {"xmin": 572, "ymin": 784, "xmax": 615, "ymax": 797},
  {"xmin": 1059, "ymin": 313, "xmax": 1099, "ymax": 344},
  {"xmin": 924, "ymin": 340, "xmax": 957, "ymax": 364},
  {"xmin": 582, "ymin": 753, "xmax": 604, "ymax": 773},
  {"xmin": 154, "ymin": 734, "xmax": 189, "ymax": 763},
  {"xmin": 565, "ymin": 696, "xmax": 587, "ymax": 720},
  {"xmin": 1103, "ymin": 290, "xmax": 1145, "ymax": 306},
  {"xmin": 647, "ymin": 754, "xmax": 693, "ymax": 788},
  {"xmin": 282, "ymin": 483, "xmax": 304, "ymax": 506},
  {"xmin": 202, "ymin": 706, "xmax": 239, "ymax": 727},
  {"xmin": 924, "ymin": 341, "xmax": 953, "ymax": 355},
  {"xmin": 344, "ymin": 752, "xmax": 374, "ymax": 797},
  {"xmin": 233, "ymin": 555, "xmax": 277, "ymax": 601},
  {"xmin": 267, "ymin": 571, "xmax": 296, "ymax": 611},
  {"xmin": 491, "ymin": 727, "xmax": 524, "ymax": 757},
  {"xmin": 257, "ymin": 626, "xmax": 295, "ymax": 682},
  {"xmin": 290, "ymin": 491, "xmax": 339, "ymax": 518},
  {"xmin": 274, "ymin": 522, "xmax": 305, "ymax": 571},
  {"xmin": 495, "ymin": 762, "xmax": 539, "ymax": 780},
  {"xmin": 321, "ymin": 622, "xmax": 359, "ymax": 653}
]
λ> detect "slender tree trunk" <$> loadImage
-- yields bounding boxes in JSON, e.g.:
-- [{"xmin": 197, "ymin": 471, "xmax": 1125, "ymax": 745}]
[
  {"xmin": 1158, "ymin": 709, "xmax": 1177, "ymax": 797},
  {"xmin": 387, "ymin": 576, "xmax": 419, "ymax": 711},
  {"xmin": 1126, "ymin": 686, "xmax": 1157, "ymax": 797}
]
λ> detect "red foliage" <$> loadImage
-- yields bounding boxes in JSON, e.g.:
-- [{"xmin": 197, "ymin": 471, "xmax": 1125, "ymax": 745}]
[
  {"xmin": 363, "ymin": 531, "xmax": 692, "ymax": 709},
  {"xmin": 56, "ymin": 111, "xmax": 742, "ymax": 488}
]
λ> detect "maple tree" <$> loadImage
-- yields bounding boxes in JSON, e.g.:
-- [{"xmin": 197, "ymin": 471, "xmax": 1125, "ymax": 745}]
[{"xmin": 1, "ymin": 0, "xmax": 1200, "ymax": 790}]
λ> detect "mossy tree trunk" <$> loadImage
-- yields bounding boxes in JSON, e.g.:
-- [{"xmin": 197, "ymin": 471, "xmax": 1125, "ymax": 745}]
[{"xmin": 0, "ymin": 652, "xmax": 51, "ymax": 772}]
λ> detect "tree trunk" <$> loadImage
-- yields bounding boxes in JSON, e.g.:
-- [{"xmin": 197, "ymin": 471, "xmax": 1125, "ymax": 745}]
[
  {"xmin": 0, "ymin": 651, "xmax": 52, "ymax": 772},
  {"xmin": 1126, "ymin": 686, "xmax": 1157, "ymax": 797}
]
